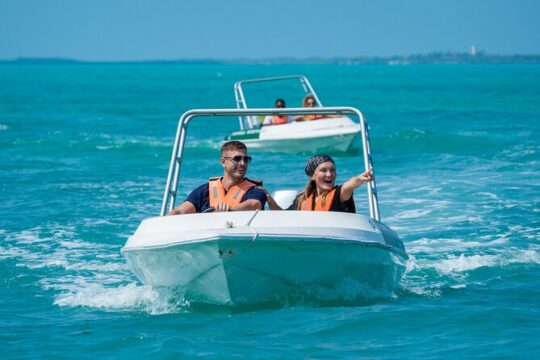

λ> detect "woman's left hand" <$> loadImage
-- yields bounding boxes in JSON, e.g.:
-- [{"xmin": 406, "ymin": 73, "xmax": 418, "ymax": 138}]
[{"xmin": 358, "ymin": 168, "xmax": 373, "ymax": 184}]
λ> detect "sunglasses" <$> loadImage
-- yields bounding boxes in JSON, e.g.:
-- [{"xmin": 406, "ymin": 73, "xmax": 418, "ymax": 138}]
[
  {"xmin": 223, "ymin": 155, "xmax": 252, "ymax": 164},
  {"xmin": 306, "ymin": 101, "xmax": 316, "ymax": 106}
]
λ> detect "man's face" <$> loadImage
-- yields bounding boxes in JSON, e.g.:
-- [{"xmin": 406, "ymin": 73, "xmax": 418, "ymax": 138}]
[{"xmin": 221, "ymin": 149, "xmax": 250, "ymax": 180}]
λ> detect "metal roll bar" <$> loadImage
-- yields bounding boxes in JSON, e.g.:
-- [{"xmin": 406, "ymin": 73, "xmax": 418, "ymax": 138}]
[
  {"xmin": 160, "ymin": 107, "xmax": 380, "ymax": 221},
  {"xmin": 234, "ymin": 75, "xmax": 322, "ymax": 130}
]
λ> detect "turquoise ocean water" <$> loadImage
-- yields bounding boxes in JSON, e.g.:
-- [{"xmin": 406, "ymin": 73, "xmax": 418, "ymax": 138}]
[{"xmin": 1, "ymin": 63, "xmax": 539, "ymax": 358}]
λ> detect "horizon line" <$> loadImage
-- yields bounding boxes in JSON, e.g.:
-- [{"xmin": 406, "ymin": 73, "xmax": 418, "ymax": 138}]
[{"xmin": 2, "ymin": 52, "xmax": 540, "ymax": 64}]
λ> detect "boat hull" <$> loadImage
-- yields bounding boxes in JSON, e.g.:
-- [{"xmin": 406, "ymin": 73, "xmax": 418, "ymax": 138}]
[
  {"xmin": 122, "ymin": 211, "xmax": 407, "ymax": 306},
  {"xmin": 225, "ymin": 116, "xmax": 361, "ymax": 153}
]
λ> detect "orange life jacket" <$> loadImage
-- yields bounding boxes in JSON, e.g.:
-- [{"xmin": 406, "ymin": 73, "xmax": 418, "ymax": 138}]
[
  {"xmin": 272, "ymin": 115, "xmax": 288, "ymax": 125},
  {"xmin": 304, "ymin": 114, "xmax": 325, "ymax": 121},
  {"xmin": 208, "ymin": 177, "xmax": 259, "ymax": 208},
  {"xmin": 301, "ymin": 188, "xmax": 337, "ymax": 211}
]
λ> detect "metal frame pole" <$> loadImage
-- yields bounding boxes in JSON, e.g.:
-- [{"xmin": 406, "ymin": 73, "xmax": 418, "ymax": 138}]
[{"xmin": 160, "ymin": 107, "xmax": 380, "ymax": 221}]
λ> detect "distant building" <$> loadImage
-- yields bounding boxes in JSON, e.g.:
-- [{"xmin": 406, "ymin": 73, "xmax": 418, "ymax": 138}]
[{"xmin": 471, "ymin": 45, "xmax": 477, "ymax": 56}]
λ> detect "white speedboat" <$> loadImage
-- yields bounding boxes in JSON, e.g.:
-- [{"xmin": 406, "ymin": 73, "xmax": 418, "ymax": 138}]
[
  {"xmin": 123, "ymin": 211, "xmax": 406, "ymax": 305},
  {"xmin": 225, "ymin": 75, "xmax": 361, "ymax": 153},
  {"xmin": 122, "ymin": 107, "xmax": 408, "ymax": 306}
]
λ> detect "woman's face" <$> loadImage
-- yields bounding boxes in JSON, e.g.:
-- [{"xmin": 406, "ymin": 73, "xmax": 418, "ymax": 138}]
[
  {"xmin": 305, "ymin": 97, "xmax": 316, "ymax": 107},
  {"xmin": 311, "ymin": 161, "xmax": 336, "ymax": 192}
]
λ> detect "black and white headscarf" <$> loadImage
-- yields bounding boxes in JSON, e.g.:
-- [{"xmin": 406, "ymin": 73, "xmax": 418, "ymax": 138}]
[{"xmin": 304, "ymin": 154, "xmax": 335, "ymax": 176}]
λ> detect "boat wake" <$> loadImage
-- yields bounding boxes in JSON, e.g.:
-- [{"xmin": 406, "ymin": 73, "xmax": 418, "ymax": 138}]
[
  {"xmin": 54, "ymin": 282, "xmax": 186, "ymax": 315},
  {"xmin": 0, "ymin": 226, "xmax": 398, "ymax": 314},
  {"xmin": 3, "ymin": 222, "xmax": 537, "ymax": 314},
  {"xmin": 400, "ymin": 242, "xmax": 540, "ymax": 298}
]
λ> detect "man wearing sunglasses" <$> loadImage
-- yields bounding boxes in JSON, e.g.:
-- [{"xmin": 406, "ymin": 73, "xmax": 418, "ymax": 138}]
[{"xmin": 167, "ymin": 141, "xmax": 266, "ymax": 215}]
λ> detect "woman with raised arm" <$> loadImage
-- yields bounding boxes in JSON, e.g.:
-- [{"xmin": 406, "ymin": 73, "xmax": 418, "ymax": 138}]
[{"xmin": 266, "ymin": 154, "xmax": 373, "ymax": 212}]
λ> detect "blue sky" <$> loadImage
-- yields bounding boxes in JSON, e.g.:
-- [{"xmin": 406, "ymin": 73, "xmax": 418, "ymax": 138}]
[{"xmin": 1, "ymin": 0, "xmax": 539, "ymax": 61}]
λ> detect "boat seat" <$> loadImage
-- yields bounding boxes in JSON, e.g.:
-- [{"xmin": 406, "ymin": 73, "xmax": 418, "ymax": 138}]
[{"xmin": 271, "ymin": 190, "xmax": 299, "ymax": 209}]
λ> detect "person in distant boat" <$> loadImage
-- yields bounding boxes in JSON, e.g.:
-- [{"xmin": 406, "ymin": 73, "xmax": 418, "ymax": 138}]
[
  {"xmin": 295, "ymin": 94, "xmax": 340, "ymax": 122},
  {"xmin": 262, "ymin": 98, "xmax": 289, "ymax": 126},
  {"xmin": 265, "ymin": 154, "xmax": 373, "ymax": 212},
  {"xmin": 167, "ymin": 141, "xmax": 266, "ymax": 215}
]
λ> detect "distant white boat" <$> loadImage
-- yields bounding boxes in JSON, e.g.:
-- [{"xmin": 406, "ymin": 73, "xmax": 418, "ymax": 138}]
[
  {"xmin": 122, "ymin": 106, "xmax": 408, "ymax": 306},
  {"xmin": 225, "ymin": 75, "xmax": 361, "ymax": 153}
]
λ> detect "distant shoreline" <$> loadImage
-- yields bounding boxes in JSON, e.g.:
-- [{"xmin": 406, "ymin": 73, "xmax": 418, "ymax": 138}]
[{"xmin": 1, "ymin": 53, "xmax": 540, "ymax": 65}]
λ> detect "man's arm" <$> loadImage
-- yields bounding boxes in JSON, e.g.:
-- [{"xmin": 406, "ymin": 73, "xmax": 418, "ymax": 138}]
[
  {"xmin": 167, "ymin": 201, "xmax": 197, "ymax": 215},
  {"xmin": 167, "ymin": 183, "xmax": 208, "ymax": 215},
  {"xmin": 230, "ymin": 199, "xmax": 263, "ymax": 211},
  {"xmin": 228, "ymin": 186, "xmax": 266, "ymax": 211},
  {"xmin": 264, "ymin": 190, "xmax": 283, "ymax": 210}
]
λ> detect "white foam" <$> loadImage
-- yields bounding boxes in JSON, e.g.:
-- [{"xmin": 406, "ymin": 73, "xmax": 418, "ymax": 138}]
[
  {"xmin": 7, "ymin": 224, "xmax": 197, "ymax": 314},
  {"xmin": 2, "ymin": 226, "xmax": 165, "ymax": 312},
  {"xmin": 0, "ymin": 124, "xmax": 7, "ymax": 131},
  {"xmin": 387, "ymin": 208, "xmax": 433, "ymax": 220},
  {"xmin": 477, "ymin": 192, "xmax": 500, "ymax": 200},
  {"xmin": 507, "ymin": 225, "xmax": 540, "ymax": 240},
  {"xmin": 407, "ymin": 185, "xmax": 442, "ymax": 195},
  {"xmin": 406, "ymin": 236, "xmax": 509, "ymax": 254},
  {"xmin": 9, "ymin": 229, "xmax": 46, "ymax": 244},
  {"xmin": 457, "ymin": 130, "xmax": 489, "ymax": 137},
  {"xmin": 53, "ymin": 282, "xmax": 187, "ymax": 315},
  {"xmin": 400, "ymin": 245, "xmax": 540, "ymax": 300},
  {"xmin": 418, "ymin": 249, "xmax": 540, "ymax": 275},
  {"xmin": 93, "ymin": 134, "xmax": 171, "ymax": 149},
  {"xmin": 395, "ymin": 198, "xmax": 430, "ymax": 204},
  {"xmin": 403, "ymin": 285, "xmax": 442, "ymax": 298},
  {"xmin": 185, "ymin": 138, "xmax": 221, "ymax": 150},
  {"xmin": 404, "ymin": 254, "xmax": 418, "ymax": 273},
  {"xmin": 497, "ymin": 144, "xmax": 537, "ymax": 159},
  {"xmin": 435, "ymin": 254, "xmax": 498, "ymax": 273},
  {"xmin": 81, "ymin": 218, "xmax": 115, "ymax": 227},
  {"xmin": 0, "ymin": 245, "xmax": 32, "ymax": 261},
  {"xmin": 58, "ymin": 240, "xmax": 100, "ymax": 249}
]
